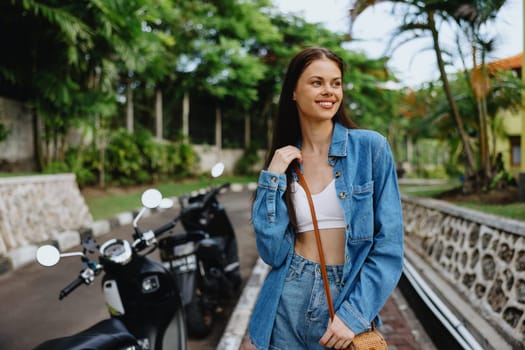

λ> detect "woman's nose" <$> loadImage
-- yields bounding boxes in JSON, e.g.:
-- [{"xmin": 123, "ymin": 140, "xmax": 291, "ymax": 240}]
[{"xmin": 321, "ymin": 86, "xmax": 334, "ymax": 95}]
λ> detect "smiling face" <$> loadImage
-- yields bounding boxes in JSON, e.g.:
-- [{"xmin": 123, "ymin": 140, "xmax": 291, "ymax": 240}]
[{"xmin": 293, "ymin": 57, "xmax": 343, "ymax": 122}]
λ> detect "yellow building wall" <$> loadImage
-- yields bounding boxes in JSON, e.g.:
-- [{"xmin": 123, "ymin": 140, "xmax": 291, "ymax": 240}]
[{"xmin": 492, "ymin": 109, "xmax": 521, "ymax": 179}]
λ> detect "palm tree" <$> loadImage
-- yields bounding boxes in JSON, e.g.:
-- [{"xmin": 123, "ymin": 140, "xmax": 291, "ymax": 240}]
[
  {"xmin": 452, "ymin": 0, "xmax": 506, "ymax": 186},
  {"xmin": 349, "ymin": 0, "xmax": 511, "ymax": 192}
]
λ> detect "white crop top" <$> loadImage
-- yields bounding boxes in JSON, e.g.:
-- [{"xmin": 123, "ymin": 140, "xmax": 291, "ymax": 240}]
[{"xmin": 291, "ymin": 179, "xmax": 345, "ymax": 233}]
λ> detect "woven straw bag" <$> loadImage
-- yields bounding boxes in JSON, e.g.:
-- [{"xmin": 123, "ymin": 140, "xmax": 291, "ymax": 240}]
[
  {"xmin": 349, "ymin": 327, "xmax": 387, "ymax": 350},
  {"xmin": 294, "ymin": 165, "xmax": 388, "ymax": 350}
]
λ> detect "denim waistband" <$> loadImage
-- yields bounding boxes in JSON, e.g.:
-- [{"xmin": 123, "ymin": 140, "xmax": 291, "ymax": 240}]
[{"xmin": 290, "ymin": 252, "xmax": 343, "ymax": 284}]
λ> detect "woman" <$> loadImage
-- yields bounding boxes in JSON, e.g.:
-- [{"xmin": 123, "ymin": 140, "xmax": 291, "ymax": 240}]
[{"xmin": 247, "ymin": 47, "xmax": 404, "ymax": 350}]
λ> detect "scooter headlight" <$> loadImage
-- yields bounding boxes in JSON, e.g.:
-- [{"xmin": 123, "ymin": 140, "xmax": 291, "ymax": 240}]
[{"xmin": 142, "ymin": 275, "xmax": 160, "ymax": 293}]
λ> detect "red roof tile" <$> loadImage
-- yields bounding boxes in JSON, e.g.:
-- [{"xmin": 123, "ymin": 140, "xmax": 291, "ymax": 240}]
[{"xmin": 486, "ymin": 52, "xmax": 522, "ymax": 72}]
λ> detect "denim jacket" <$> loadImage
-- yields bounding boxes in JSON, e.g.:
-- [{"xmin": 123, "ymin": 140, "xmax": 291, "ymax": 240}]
[{"xmin": 248, "ymin": 122, "xmax": 404, "ymax": 350}]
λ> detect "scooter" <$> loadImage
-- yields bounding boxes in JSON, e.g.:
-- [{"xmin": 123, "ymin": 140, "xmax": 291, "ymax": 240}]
[
  {"xmin": 34, "ymin": 189, "xmax": 188, "ymax": 350},
  {"xmin": 158, "ymin": 162, "xmax": 242, "ymax": 338}
]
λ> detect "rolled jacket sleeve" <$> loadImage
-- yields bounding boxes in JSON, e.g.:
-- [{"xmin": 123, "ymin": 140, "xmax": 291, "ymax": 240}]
[{"xmin": 252, "ymin": 170, "xmax": 294, "ymax": 268}]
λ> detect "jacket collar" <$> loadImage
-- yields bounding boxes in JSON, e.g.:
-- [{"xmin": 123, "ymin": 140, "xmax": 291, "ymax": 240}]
[{"xmin": 328, "ymin": 121, "xmax": 348, "ymax": 157}]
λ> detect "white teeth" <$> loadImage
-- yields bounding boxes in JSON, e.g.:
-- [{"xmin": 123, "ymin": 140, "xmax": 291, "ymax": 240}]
[{"xmin": 318, "ymin": 101, "xmax": 333, "ymax": 107}]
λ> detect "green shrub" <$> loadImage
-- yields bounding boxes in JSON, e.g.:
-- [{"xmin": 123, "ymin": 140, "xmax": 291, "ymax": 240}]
[
  {"xmin": 105, "ymin": 129, "xmax": 148, "ymax": 185},
  {"xmin": 0, "ymin": 123, "xmax": 10, "ymax": 142},
  {"xmin": 102, "ymin": 128, "xmax": 198, "ymax": 185},
  {"xmin": 42, "ymin": 147, "xmax": 98, "ymax": 187},
  {"xmin": 44, "ymin": 128, "xmax": 198, "ymax": 187},
  {"xmin": 234, "ymin": 144, "xmax": 260, "ymax": 176}
]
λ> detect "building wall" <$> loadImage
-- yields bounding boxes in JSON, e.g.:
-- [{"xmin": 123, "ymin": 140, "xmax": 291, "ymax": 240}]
[
  {"xmin": 0, "ymin": 97, "xmax": 35, "ymax": 171},
  {"xmin": 492, "ymin": 109, "xmax": 521, "ymax": 179}
]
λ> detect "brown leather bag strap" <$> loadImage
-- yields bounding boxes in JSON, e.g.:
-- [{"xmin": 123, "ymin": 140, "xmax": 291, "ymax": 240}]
[{"xmin": 294, "ymin": 164, "xmax": 335, "ymax": 320}]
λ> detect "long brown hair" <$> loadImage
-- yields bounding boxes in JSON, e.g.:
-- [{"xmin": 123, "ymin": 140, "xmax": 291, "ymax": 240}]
[{"xmin": 255, "ymin": 47, "xmax": 358, "ymax": 229}]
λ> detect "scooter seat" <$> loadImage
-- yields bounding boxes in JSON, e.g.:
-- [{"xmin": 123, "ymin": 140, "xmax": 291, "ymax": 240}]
[{"xmin": 33, "ymin": 318, "xmax": 137, "ymax": 350}]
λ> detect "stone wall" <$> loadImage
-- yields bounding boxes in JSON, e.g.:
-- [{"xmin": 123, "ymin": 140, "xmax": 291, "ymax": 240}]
[
  {"xmin": 402, "ymin": 195, "xmax": 525, "ymax": 346},
  {"xmin": 0, "ymin": 174, "xmax": 92, "ymax": 270}
]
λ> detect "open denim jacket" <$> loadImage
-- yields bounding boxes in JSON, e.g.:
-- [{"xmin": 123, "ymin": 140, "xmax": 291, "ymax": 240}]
[{"xmin": 248, "ymin": 122, "xmax": 404, "ymax": 350}]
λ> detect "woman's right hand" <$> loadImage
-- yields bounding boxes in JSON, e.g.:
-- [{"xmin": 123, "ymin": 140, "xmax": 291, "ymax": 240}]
[{"xmin": 267, "ymin": 146, "xmax": 302, "ymax": 174}]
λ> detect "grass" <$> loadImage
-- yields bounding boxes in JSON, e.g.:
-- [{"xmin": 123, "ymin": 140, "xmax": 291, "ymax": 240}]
[
  {"xmin": 0, "ymin": 172, "xmax": 38, "ymax": 177},
  {"xmin": 400, "ymin": 180, "xmax": 525, "ymax": 222},
  {"xmin": 84, "ymin": 175, "xmax": 257, "ymax": 221},
  {"xmin": 457, "ymin": 202, "xmax": 525, "ymax": 221},
  {"xmin": 399, "ymin": 181, "xmax": 461, "ymax": 198}
]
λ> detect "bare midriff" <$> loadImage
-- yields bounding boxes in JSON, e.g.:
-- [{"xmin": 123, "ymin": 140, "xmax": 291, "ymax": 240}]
[{"xmin": 294, "ymin": 228, "xmax": 346, "ymax": 265}]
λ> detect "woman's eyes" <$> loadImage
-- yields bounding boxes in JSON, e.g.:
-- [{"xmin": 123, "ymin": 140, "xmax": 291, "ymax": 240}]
[{"xmin": 311, "ymin": 80, "xmax": 341, "ymax": 87}]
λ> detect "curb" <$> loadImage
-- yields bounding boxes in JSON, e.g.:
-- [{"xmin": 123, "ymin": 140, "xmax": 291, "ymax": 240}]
[{"xmin": 217, "ymin": 257, "xmax": 269, "ymax": 350}]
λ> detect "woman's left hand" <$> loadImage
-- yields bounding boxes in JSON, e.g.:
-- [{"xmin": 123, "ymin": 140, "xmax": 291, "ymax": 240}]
[{"xmin": 319, "ymin": 315, "xmax": 355, "ymax": 349}]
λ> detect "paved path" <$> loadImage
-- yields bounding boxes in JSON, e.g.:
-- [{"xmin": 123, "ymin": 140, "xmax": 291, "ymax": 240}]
[{"xmin": 0, "ymin": 186, "xmax": 437, "ymax": 350}]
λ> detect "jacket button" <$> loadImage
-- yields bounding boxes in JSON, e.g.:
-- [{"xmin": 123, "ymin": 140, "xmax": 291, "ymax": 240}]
[
  {"xmin": 270, "ymin": 177, "xmax": 277, "ymax": 183},
  {"xmin": 339, "ymin": 192, "xmax": 346, "ymax": 199},
  {"xmin": 335, "ymin": 171, "xmax": 341, "ymax": 178},
  {"xmin": 346, "ymin": 255, "xmax": 350, "ymax": 261}
]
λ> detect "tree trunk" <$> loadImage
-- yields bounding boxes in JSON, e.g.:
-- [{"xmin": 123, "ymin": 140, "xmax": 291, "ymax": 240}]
[
  {"xmin": 182, "ymin": 92, "xmax": 190, "ymax": 139},
  {"xmin": 95, "ymin": 115, "xmax": 105, "ymax": 188},
  {"xmin": 215, "ymin": 106, "xmax": 222, "ymax": 152},
  {"xmin": 244, "ymin": 112, "xmax": 250, "ymax": 148},
  {"xmin": 428, "ymin": 10, "xmax": 476, "ymax": 189},
  {"xmin": 126, "ymin": 80, "xmax": 134, "ymax": 132},
  {"xmin": 477, "ymin": 53, "xmax": 492, "ymax": 186},
  {"xmin": 155, "ymin": 88, "xmax": 163, "ymax": 140},
  {"xmin": 478, "ymin": 97, "xmax": 491, "ymax": 181},
  {"xmin": 32, "ymin": 108, "xmax": 43, "ymax": 171}
]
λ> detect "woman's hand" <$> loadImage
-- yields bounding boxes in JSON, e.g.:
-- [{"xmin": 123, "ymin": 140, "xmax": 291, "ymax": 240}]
[
  {"xmin": 267, "ymin": 146, "xmax": 302, "ymax": 174},
  {"xmin": 319, "ymin": 315, "xmax": 355, "ymax": 349}
]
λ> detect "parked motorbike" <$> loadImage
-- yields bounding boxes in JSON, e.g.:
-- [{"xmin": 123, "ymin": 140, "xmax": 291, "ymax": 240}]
[
  {"xmin": 158, "ymin": 162, "xmax": 242, "ymax": 338},
  {"xmin": 34, "ymin": 189, "xmax": 187, "ymax": 350}
]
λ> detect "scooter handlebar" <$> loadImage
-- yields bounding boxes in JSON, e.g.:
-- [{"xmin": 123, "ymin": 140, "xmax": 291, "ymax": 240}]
[
  {"xmin": 59, "ymin": 276, "xmax": 84, "ymax": 300},
  {"xmin": 153, "ymin": 221, "xmax": 176, "ymax": 237}
]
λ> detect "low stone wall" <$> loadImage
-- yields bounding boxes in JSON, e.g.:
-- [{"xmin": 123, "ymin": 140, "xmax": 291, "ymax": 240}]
[
  {"xmin": 0, "ymin": 174, "xmax": 92, "ymax": 270},
  {"xmin": 402, "ymin": 195, "xmax": 525, "ymax": 346}
]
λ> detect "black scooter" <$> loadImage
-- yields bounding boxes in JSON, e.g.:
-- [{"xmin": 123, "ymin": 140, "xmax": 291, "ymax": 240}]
[
  {"xmin": 158, "ymin": 162, "xmax": 242, "ymax": 338},
  {"xmin": 34, "ymin": 189, "xmax": 187, "ymax": 350}
]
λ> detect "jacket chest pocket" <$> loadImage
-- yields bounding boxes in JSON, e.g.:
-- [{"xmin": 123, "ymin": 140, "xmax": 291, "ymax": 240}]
[{"xmin": 349, "ymin": 181, "xmax": 374, "ymax": 241}]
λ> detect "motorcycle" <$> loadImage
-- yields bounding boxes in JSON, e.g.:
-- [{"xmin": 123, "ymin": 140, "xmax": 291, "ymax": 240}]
[
  {"xmin": 158, "ymin": 162, "xmax": 242, "ymax": 338},
  {"xmin": 34, "ymin": 189, "xmax": 187, "ymax": 350}
]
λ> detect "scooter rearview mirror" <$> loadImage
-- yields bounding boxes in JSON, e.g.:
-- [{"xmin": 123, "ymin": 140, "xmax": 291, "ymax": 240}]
[
  {"xmin": 141, "ymin": 189, "xmax": 163, "ymax": 209},
  {"xmin": 159, "ymin": 198, "xmax": 174, "ymax": 209},
  {"xmin": 211, "ymin": 162, "xmax": 225, "ymax": 178},
  {"xmin": 36, "ymin": 245, "xmax": 61, "ymax": 267}
]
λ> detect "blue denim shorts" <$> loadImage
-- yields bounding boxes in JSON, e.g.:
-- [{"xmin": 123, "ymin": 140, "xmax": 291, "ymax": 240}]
[{"xmin": 270, "ymin": 252, "xmax": 344, "ymax": 350}]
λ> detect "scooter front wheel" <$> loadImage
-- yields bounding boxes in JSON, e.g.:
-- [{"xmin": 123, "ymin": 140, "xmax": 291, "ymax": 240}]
[{"xmin": 185, "ymin": 288, "xmax": 214, "ymax": 338}]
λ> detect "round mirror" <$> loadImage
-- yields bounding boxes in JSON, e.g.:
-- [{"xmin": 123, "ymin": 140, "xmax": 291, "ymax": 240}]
[
  {"xmin": 211, "ymin": 162, "xmax": 225, "ymax": 178},
  {"xmin": 141, "ymin": 189, "xmax": 163, "ymax": 209},
  {"xmin": 36, "ymin": 245, "xmax": 61, "ymax": 267},
  {"xmin": 159, "ymin": 198, "xmax": 174, "ymax": 209}
]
